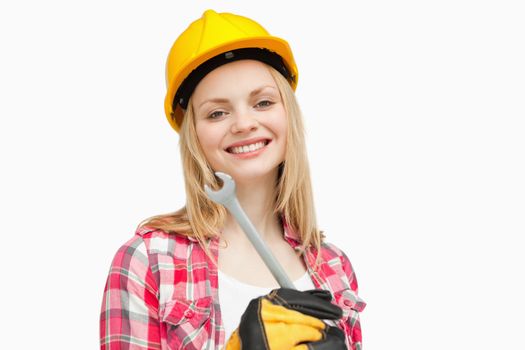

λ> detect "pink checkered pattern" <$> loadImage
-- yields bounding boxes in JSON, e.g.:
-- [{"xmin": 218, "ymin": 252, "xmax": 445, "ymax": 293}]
[{"xmin": 100, "ymin": 221, "xmax": 366, "ymax": 349}]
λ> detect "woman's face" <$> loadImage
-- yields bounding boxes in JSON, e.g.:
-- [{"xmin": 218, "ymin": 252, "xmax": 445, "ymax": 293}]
[{"xmin": 192, "ymin": 60, "xmax": 287, "ymax": 184}]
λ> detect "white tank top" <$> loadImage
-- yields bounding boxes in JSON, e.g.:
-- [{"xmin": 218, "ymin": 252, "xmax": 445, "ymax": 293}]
[{"xmin": 218, "ymin": 270, "xmax": 316, "ymax": 341}]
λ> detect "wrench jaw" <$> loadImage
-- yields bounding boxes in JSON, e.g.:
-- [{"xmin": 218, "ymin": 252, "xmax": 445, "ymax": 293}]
[{"xmin": 204, "ymin": 172, "xmax": 237, "ymax": 206}]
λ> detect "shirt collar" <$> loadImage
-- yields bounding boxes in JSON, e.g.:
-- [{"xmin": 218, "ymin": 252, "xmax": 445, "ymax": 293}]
[{"xmin": 281, "ymin": 215, "xmax": 303, "ymax": 249}]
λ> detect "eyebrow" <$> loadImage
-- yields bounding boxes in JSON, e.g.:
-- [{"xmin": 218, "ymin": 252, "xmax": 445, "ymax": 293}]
[{"xmin": 197, "ymin": 85, "xmax": 278, "ymax": 109}]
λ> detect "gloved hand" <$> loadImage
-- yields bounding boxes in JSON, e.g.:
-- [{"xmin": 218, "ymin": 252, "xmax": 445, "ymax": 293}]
[{"xmin": 224, "ymin": 288, "xmax": 347, "ymax": 350}]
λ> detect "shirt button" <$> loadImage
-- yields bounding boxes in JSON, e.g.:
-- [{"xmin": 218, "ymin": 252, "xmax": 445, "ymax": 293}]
[{"xmin": 184, "ymin": 309, "xmax": 195, "ymax": 319}]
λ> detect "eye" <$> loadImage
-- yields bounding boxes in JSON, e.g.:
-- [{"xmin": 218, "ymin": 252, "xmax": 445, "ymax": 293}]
[
  {"xmin": 255, "ymin": 100, "xmax": 274, "ymax": 108},
  {"xmin": 207, "ymin": 110, "xmax": 227, "ymax": 119}
]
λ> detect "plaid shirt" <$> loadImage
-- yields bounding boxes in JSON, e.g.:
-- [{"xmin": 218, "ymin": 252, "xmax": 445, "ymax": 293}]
[{"xmin": 100, "ymin": 221, "xmax": 366, "ymax": 350}]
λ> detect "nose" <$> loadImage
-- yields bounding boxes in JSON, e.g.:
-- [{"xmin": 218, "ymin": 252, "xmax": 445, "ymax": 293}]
[{"xmin": 230, "ymin": 110, "xmax": 258, "ymax": 134}]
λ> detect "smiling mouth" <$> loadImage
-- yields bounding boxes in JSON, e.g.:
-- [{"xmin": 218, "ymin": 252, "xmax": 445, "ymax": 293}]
[{"xmin": 226, "ymin": 140, "xmax": 270, "ymax": 154}]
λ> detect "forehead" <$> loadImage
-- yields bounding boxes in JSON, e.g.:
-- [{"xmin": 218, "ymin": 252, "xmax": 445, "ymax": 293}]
[{"xmin": 192, "ymin": 60, "xmax": 278, "ymax": 102}]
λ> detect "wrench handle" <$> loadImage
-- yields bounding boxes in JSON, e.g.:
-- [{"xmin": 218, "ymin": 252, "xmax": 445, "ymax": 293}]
[{"xmin": 224, "ymin": 197, "xmax": 295, "ymax": 289}]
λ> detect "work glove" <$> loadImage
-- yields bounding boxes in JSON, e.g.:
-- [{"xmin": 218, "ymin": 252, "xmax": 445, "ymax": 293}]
[{"xmin": 224, "ymin": 288, "xmax": 347, "ymax": 350}]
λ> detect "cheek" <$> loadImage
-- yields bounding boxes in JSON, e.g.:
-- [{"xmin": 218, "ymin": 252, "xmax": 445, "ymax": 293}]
[
  {"xmin": 195, "ymin": 124, "xmax": 223, "ymax": 160},
  {"xmin": 271, "ymin": 108, "xmax": 288, "ymax": 139},
  {"xmin": 266, "ymin": 111, "xmax": 288, "ymax": 158}
]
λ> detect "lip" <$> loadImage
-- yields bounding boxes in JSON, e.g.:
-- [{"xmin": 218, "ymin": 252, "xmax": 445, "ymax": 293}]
[
  {"xmin": 224, "ymin": 137, "xmax": 272, "ymax": 159},
  {"xmin": 224, "ymin": 137, "xmax": 271, "ymax": 151}
]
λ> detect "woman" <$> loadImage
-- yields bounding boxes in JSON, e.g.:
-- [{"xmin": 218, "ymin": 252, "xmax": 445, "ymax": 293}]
[{"xmin": 100, "ymin": 9, "xmax": 365, "ymax": 350}]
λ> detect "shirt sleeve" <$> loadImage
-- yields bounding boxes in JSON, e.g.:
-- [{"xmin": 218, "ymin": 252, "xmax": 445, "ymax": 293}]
[
  {"xmin": 100, "ymin": 235, "xmax": 161, "ymax": 349},
  {"xmin": 339, "ymin": 251, "xmax": 365, "ymax": 350}
]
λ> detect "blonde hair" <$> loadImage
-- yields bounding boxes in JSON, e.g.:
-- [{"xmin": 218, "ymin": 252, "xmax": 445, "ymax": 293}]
[{"xmin": 139, "ymin": 64, "xmax": 322, "ymax": 255}]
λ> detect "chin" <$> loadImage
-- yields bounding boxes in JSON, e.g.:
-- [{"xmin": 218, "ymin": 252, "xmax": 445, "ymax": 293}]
[{"xmin": 223, "ymin": 166, "xmax": 280, "ymax": 185}]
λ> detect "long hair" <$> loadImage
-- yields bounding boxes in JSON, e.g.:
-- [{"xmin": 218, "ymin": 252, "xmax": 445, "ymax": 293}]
[{"xmin": 138, "ymin": 64, "xmax": 322, "ymax": 256}]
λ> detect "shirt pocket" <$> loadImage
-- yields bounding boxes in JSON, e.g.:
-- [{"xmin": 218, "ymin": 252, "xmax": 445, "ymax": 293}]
[{"xmin": 159, "ymin": 296, "xmax": 213, "ymax": 350}]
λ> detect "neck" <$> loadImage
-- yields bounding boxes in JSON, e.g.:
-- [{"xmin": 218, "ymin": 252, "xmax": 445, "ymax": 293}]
[{"xmin": 222, "ymin": 169, "xmax": 282, "ymax": 244}]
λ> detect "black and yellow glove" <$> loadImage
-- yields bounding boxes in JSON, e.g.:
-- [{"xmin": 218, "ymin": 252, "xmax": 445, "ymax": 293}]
[{"xmin": 225, "ymin": 288, "xmax": 347, "ymax": 350}]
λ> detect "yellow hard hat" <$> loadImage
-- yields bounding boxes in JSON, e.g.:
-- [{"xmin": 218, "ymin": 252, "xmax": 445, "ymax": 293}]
[{"xmin": 164, "ymin": 9, "xmax": 299, "ymax": 132}]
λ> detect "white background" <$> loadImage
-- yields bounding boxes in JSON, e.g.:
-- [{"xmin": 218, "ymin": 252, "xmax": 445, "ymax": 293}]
[{"xmin": 1, "ymin": 0, "xmax": 524, "ymax": 349}]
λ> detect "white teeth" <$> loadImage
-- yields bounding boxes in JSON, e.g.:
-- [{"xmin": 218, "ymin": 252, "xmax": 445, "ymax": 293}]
[{"xmin": 230, "ymin": 141, "xmax": 266, "ymax": 154}]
